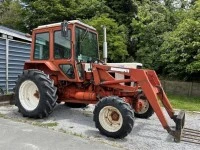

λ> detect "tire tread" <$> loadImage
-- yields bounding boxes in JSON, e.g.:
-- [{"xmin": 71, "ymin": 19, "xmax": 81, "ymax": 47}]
[
  {"xmin": 93, "ymin": 96, "xmax": 134, "ymax": 138},
  {"xmin": 14, "ymin": 69, "xmax": 57, "ymax": 119}
]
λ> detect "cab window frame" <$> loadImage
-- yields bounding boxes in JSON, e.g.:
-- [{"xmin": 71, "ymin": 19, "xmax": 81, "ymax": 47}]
[
  {"xmin": 33, "ymin": 32, "xmax": 50, "ymax": 60},
  {"xmin": 75, "ymin": 26, "xmax": 99, "ymax": 62},
  {"xmin": 53, "ymin": 29, "xmax": 72, "ymax": 59},
  {"xmin": 59, "ymin": 64, "xmax": 75, "ymax": 79}
]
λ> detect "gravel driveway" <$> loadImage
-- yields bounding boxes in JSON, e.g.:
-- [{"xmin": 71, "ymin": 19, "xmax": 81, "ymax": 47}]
[{"xmin": 0, "ymin": 104, "xmax": 199, "ymax": 150}]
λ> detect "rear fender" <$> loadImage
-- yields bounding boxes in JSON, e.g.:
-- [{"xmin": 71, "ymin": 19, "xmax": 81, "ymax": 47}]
[
  {"xmin": 24, "ymin": 61, "xmax": 61, "ymax": 85},
  {"xmin": 24, "ymin": 61, "xmax": 59, "ymax": 72}
]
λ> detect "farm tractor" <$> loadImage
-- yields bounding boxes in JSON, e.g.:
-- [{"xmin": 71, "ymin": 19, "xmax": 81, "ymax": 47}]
[{"xmin": 14, "ymin": 20, "xmax": 188, "ymax": 142}]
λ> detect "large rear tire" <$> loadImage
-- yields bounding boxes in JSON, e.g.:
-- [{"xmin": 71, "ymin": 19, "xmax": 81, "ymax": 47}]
[
  {"xmin": 93, "ymin": 96, "xmax": 134, "ymax": 138},
  {"xmin": 14, "ymin": 69, "xmax": 57, "ymax": 118},
  {"xmin": 134, "ymin": 93, "xmax": 154, "ymax": 119}
]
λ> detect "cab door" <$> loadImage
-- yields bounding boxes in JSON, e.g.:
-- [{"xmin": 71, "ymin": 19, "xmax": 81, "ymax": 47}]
[{"xmin": 52, "ymin": 27, "xmax": 76, "ymax": 81}]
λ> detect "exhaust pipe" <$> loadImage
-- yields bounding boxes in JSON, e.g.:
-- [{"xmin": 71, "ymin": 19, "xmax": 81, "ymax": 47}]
[{"xmin": 102, "ymin": 26, "xmax": 107, "ymax": 63}]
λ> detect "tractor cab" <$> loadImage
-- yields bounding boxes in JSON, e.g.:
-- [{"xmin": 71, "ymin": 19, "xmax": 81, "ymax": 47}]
[{"xmin": 26, "ymin": 20, "xmax": 99, "ymax": 82}]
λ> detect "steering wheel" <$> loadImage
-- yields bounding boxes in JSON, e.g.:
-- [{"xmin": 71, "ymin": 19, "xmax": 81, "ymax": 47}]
[
  {"xmin": 66, "ymin": 67, "xmax": 74, "ymax": 78},
  {"xmin": 91, "ymin": 57, "xmax": 105, "ymax": 65}
]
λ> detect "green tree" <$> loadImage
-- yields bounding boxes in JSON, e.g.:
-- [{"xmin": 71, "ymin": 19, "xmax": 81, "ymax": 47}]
[
  {"xmin": 161, "ymin": 1, "xmax": 200, "ymax": 80},
  {"xmin": 21, "ymin": 0, "xmax": 110, "ymax": 31},
  {"xmin": 105, "ymin": 0, "xmax": 138, "ymax": 25},
  {"xmin": 22, "ymin": 0, "xmax": 75, "ymax": 31},
  {"xmin": 104, "ymin": 0, "xmax": 138, "ymax": 61},
  {"xmin": 131, "ymin": 0, "xmax": 173, "ymax": 71},
  {"xmin": 86, "ymin": 14, "xmax": 128, "ymax": 62},
  {"xmin": 0, "ymin": 0, "xmax": 25, "ymax": 31}
]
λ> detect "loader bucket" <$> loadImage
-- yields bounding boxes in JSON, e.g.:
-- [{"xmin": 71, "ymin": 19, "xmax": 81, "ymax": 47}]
[
  {"xmin": 174, "ymin": 111, "xmax": 200, "ymax": 145},
  {"xmin": 171, "ymin": 111, "xmax": 200, "ymax": 144},
  {"xmin": 172, "ymin": 110, "xmax": 185, "ymax": 142}
]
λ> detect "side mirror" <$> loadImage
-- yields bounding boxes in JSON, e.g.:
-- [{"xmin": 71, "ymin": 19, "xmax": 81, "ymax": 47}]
[{"xmin": 61, "ymin": 20, "xmax": 68, "ymax": 37}]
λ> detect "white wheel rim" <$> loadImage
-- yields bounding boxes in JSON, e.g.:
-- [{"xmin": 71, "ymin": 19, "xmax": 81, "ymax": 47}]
[
  {"xmin": 99, "ymin": 106, "xmax": 123, "ymax": 132},
  {"xmin": 137, "ymin": 99, "xmax": 149, "ymax": 114},
  {"xmin": 19, "ymin": 80, "xmax": 40, "ymax": 111}
]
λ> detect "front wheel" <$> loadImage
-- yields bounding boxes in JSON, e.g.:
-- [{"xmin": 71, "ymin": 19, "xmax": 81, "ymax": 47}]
[
  {"xmin": 93, "ymin": 96, "xmax": 134, "ymax": 138},
  {"xmin": 134, "ymin": 93, "xmax": 154, "ymax": 119}
]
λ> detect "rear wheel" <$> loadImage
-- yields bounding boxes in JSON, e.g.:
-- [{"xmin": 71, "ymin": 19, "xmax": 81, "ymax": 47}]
[
  {"xmin": 65, "ymin": 102, "xmax": 88, "ymax": 108},
  {"xmin": 134, "ymin": 93, "xmax": 154, "ymax": 119},
  {"xmin": 14, "ymin": 69, "xmax": 57, "ymax": 118},
  {"xmin": 93, "ymin": 96, "xmax": 134, "ymax": 138}
]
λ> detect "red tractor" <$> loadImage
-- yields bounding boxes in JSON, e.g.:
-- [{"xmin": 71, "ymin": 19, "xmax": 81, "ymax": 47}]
[{"xmin": 14, "ymin": 20, "xmax": 185, "ymax": 141}]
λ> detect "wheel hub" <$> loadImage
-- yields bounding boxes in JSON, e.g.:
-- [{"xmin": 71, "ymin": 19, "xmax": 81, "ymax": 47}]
[
  {"xmin": 111, "ymin": 111, "xmax": 119, "ymax": 121},
  {"xmin": 19, "ymin": 80, "xmax": 40, "ymax": 111},
  {"xmin": 99, "ymin": 106, "xmax": 123, "ymax": 132},
  {"xmin": 34, "ymin": 90, "xmax": 40, "ymax": 99},
  {"xmin": 135, "ymin": 95, "xmax": 149, "ymax": 114}
]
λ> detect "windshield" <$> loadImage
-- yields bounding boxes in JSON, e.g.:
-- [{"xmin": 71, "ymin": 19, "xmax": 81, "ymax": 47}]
[{"xmin": 75, "ymin": 27, "xmax": 98, "ymax": 62}]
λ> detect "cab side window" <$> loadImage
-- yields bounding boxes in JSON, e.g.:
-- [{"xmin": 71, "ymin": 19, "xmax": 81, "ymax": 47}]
[
  {"xmin": 54, "ymin": 30, "xmax": 71, "ymax": 59},
  {"xmin": 34, "ymin": 32, "xmax": 49, "ymax": 60},
  {"xmin": 60, "ymin": 64, "xmax": 75, "ymax": 79}
]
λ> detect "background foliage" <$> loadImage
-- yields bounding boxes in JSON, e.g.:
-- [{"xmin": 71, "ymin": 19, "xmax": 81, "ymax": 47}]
[{"xmin": 0, "ymin": 0, "xmax": 199, "ymax": 81}]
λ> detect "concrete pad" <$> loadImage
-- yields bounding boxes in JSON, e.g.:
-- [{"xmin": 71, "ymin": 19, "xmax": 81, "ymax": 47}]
[{"xmin": 0, "ymin": 118, "xmax": 120, "ymax": 150}]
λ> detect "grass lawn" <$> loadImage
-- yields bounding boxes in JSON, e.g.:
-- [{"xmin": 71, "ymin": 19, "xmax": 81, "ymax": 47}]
[{"xmin": 167, "ymin": 94, "xmax": 200, "ymax": 112}]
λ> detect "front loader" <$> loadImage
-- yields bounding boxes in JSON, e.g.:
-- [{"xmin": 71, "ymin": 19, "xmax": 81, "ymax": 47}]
[{"xmin": 14, "ymin": 20, "xmax": 187, "ymax": 142}]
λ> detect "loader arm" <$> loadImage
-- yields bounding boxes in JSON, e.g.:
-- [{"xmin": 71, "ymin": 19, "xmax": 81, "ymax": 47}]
[
  {"xmin": 130, "ymin": 69, "xmax": 175, "ymax": 131},
  {"xmin": 130, "ymin": 69, "xmax": 185, "ymax": 142},
  {"xmin": 92, "ymin": 64, "xmax": 185, "ymax": 142}
]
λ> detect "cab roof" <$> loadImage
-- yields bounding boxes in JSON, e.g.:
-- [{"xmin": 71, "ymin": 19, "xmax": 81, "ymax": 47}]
[{"xmin": 36, "ymin": 20, "xmax": 96, "ymax": 30}]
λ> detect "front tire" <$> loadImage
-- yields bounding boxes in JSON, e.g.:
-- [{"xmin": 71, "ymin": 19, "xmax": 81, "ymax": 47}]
[
  {"xmin": 93, "ymin": 96, "xmax": 134, "ymax": 138},
  {"xmin": 14, "ymin": 69, "xmax": 57, "ymax": 118},
  {"xmin": 134, "ymin": 93, "xmax": 154, "ymax": 119}
]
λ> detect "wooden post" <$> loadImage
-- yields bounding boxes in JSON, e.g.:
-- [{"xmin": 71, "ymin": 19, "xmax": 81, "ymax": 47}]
[
  {"xmin": 188, "ymin": 82, "xmax": 193, "ymax": 97},
  {"xmin": 0, "ymin": 94, "xmax": 14, "ymax": 106},
  {"xmin": 162, "ymin": 80, "xmax": 166, "ymax": 91}
]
